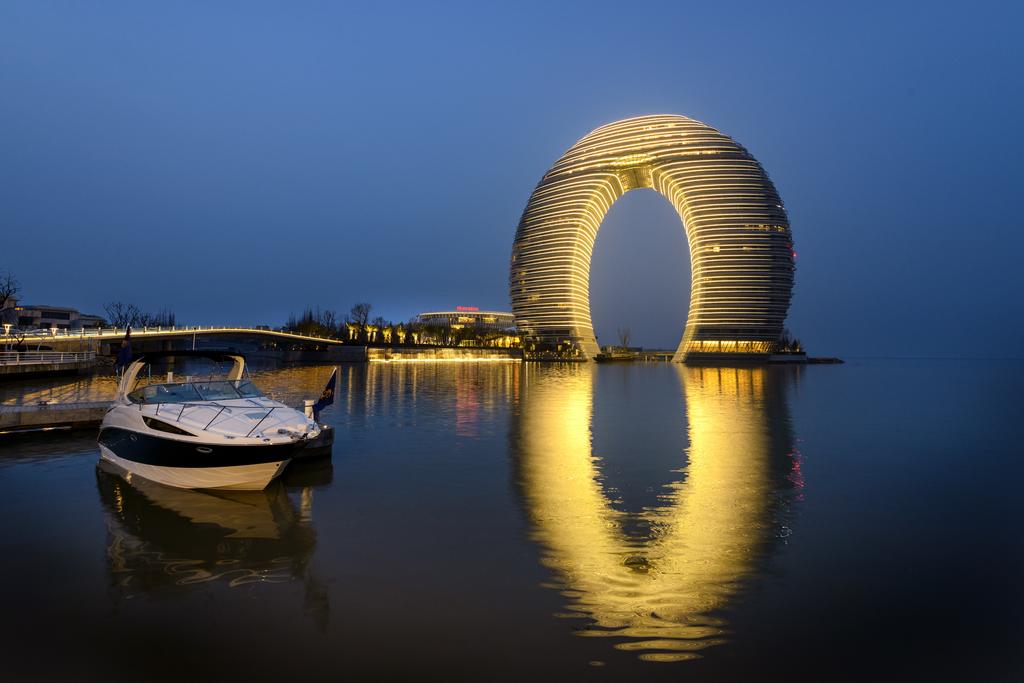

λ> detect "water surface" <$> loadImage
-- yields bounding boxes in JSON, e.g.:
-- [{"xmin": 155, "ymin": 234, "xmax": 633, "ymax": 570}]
[{"xmin": 0, "ymin": 359, "xmax": 1020, "ymax": 681}]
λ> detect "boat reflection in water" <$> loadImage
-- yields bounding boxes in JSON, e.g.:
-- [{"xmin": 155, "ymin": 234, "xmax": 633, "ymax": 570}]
[
  {"xmin": 95, "ymin": 459, "xmax": 331, "ymax": 625},
  {"xmin": 515, "ymin": 364, "xmax": 801, "ymax": 662}
]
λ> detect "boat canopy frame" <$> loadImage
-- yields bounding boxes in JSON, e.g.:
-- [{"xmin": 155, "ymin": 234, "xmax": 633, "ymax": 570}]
[{"xmin": 117, "ymin": 350, "xmax": 247, "ymax": 398}]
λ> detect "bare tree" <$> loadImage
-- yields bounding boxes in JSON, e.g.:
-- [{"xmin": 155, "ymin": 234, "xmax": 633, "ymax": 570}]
[
  {"xmin": 617, "ymin": 327, "xmax": 631, "ymax": 349},
  {"xmin": 153, "ymin": 308, "xmax": 176, "ymax": 327},
  {"xmin": 0, "ymin": 271, "xmax": 19, "ymax": 309},
  {"xmin": 103, "ymin": 302, "xmax": 141, "ymax": 328},
  {"xmin": 350, "ymin": 303, "xmax": 372, "ymax": 327},
  {"xmin": 775, "ymin": 327, "xmax": 804, "ymax": 353},
  {"xmin": 282, "ymin": 305, "xmax": 345, "ymax": 338},
  {"xmin": 321, "ymin": 309, "xmax": 338, "ymax": 332},
  {"xmin": 2, "ymin": 328, "xmax": 27, "ymax": 351},
  {"xmin": 115, "ymin": 306, "xmax": 175, "ymax": 328}
]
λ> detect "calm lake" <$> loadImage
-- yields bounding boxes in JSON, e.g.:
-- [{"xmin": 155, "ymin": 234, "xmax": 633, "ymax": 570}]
[{"xmin": 1, "ymin": 359, "xmax": 1021, "ymax": 681}]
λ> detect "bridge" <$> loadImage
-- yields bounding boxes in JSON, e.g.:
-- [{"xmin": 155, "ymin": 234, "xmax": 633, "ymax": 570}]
[
  {"xmin": 1, "ymin": 325, "xmax": 522, "ymax": 363},
  {"xmin": 3, "ymin": 325, "xmax": 348, "ymax": 353}
]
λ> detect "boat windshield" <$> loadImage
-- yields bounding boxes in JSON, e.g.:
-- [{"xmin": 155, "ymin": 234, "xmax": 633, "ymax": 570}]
[
  {"xmin": 233, "ymin": 380, "xmax": 263, "ymax": 398},
  {"xmin": 127, "ymin": 380, "xmax": 265, "ymax": 404}
]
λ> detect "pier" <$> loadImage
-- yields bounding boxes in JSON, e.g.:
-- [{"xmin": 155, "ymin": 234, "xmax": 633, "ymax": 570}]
[
  {"xmin": 0, "ymin": 400, "xmax": 108, "ymax": 433},
  {"xmin": 0, "ymin": 351, "xmax": 97, "ymax": 378}
]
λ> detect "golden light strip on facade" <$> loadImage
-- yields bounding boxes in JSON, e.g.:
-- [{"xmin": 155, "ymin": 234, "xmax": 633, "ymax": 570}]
[
  {"xmin": 516, "ymin": 364, "xmax": 794, "ymax": 661},
  {"xmin": 510, "ymin": 114, "xmax": 795, "ymax": 361},
  {"xmin": 367, "ymin": 357, "xmax": 519, "ymax": 363}
]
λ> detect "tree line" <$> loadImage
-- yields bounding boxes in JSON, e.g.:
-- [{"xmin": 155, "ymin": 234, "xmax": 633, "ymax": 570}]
[
  {"xmin": 102, "ymin": 302, "xmax": 176, "ymax": 328},
  {"xmin": 282, "ymin": 302, "xmax": 519, "ymax": 348},
  {"xmin": 777, "ymin": 328, "xmax": 803, "ymax": 353},
  {"xmin": 283, "ymin": 302, "xmax": 385, "ymax": 341}
]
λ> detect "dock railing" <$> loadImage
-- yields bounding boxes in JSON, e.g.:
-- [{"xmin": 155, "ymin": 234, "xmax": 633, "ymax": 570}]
[{"xmin": 0, "ymin": 351, "xmax": 97, "ymax": 366}]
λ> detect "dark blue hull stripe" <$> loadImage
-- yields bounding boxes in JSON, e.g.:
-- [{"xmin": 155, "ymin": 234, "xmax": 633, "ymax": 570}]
[{"xmin": 98, "ymin": 427, "xmax": 302, "ymax": 468}]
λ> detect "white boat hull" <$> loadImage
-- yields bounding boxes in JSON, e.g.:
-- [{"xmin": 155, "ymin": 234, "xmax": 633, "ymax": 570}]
[{"xmin": 99, "ymin": 445, "xmax": 288, "ymax": 491}]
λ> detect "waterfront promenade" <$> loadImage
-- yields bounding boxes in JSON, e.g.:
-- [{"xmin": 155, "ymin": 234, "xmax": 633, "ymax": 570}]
[
  {"xmin": 0, "ymin": 350, "xmax": 97, "ymax": 377},
  {"xmin": 5, "ymin": 325, "xmax": 522, "ymax": 361},
  {"xmin": 0, "ymin": 400, "xmax": 108, "ymax": 433}
]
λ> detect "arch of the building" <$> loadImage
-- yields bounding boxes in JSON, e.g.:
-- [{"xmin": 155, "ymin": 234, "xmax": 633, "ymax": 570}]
[{"xmin": 510, "ymin": 114, "xmax": 795, "ymax": 361}]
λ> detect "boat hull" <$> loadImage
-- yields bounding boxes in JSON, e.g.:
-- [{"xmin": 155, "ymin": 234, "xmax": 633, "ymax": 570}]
[
  {"xmin": 97, "ymin": 425, "xmax": 300, "ymax": 491},
  {"xmin": 99, "ymin": 445, "xmax": 288, "ymax": 491},
  {"xmin": 294, "ymin": 424, "xmax": 334, "ymax": 460}
]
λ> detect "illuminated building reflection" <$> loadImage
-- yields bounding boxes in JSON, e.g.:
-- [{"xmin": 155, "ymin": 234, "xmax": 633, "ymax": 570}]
[
  {"xmin": 341, "ymin": 362, "xmax": 521, "ymax": 431},
  {"xmin": 96, "ymin": 461, "xmax": 331, "ymax": 628},
  {"xmin": 515, "ymin": 364, "xmax": 800, "ymax": 662}
]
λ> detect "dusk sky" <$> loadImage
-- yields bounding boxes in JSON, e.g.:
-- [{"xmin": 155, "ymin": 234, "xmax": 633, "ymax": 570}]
[{"xmin": 2, "ymin": 1, "xmax": 1022, "ymax": 357}]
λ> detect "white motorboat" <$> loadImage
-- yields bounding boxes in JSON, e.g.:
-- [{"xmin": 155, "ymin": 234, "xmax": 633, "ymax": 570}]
[{"xmin": 98, "ymin": 351, "xmax": 320, "ymax": 490}]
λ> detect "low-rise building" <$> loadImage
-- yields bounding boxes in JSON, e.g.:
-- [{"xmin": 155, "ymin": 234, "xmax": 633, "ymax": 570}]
[
  {"xmin": 416, "ymin": 307, "xmax": 515, "ymax": 331},
  {"xmin": 11, "ymin": 304, "xmax": 106, "ymax": 330}
]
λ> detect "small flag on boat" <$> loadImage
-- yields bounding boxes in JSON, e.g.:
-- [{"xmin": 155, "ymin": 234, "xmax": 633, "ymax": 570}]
[
  {"xmin": 312, "ymin": 367, "xmax": 337, "ymax": 420},
  {"xmin": 114, "ymin": 326, "xmax": 133, "ymax": 374}
]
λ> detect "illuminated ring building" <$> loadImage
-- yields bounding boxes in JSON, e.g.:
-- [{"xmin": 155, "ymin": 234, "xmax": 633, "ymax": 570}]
[{"xmin": 509, "ymin": 114, "xmax": 795, "ymax": 362}]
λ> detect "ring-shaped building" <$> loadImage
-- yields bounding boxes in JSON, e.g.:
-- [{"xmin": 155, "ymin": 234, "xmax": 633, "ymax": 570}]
[{"xmin": 509, "ymin": 114, "xmax": 795, "ymax": 362}]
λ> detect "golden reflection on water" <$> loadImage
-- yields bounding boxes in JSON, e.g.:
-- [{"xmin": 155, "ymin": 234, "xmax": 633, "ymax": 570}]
[
  {"xmin": 0, "ymin": 363, "xmax": 338, "ymax": 407},
  {"xmin": 0, "ymin": 372, "xmax": 119, "ymax": 406},
  {"xmin": 340, "ymin": 361, "xmax": 521, "ymax": 430},
  {"xmin": 516, "ymin": 364, "xmax": 798, "ymax": 662}
]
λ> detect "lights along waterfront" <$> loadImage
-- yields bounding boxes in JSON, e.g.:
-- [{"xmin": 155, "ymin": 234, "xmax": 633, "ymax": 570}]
[
  {"xmin": 0, "ymin": 105, "xmax": 1008, "ymax": 680},
  {"xmin": 1, "ymin": 359, "xmax": 1021, "ymax": 680}
]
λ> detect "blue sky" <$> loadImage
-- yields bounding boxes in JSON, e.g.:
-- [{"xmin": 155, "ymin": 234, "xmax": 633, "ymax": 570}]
[{"xmin": 2, "ymin": 1, "xmax": 1022, "ymax": 356}]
